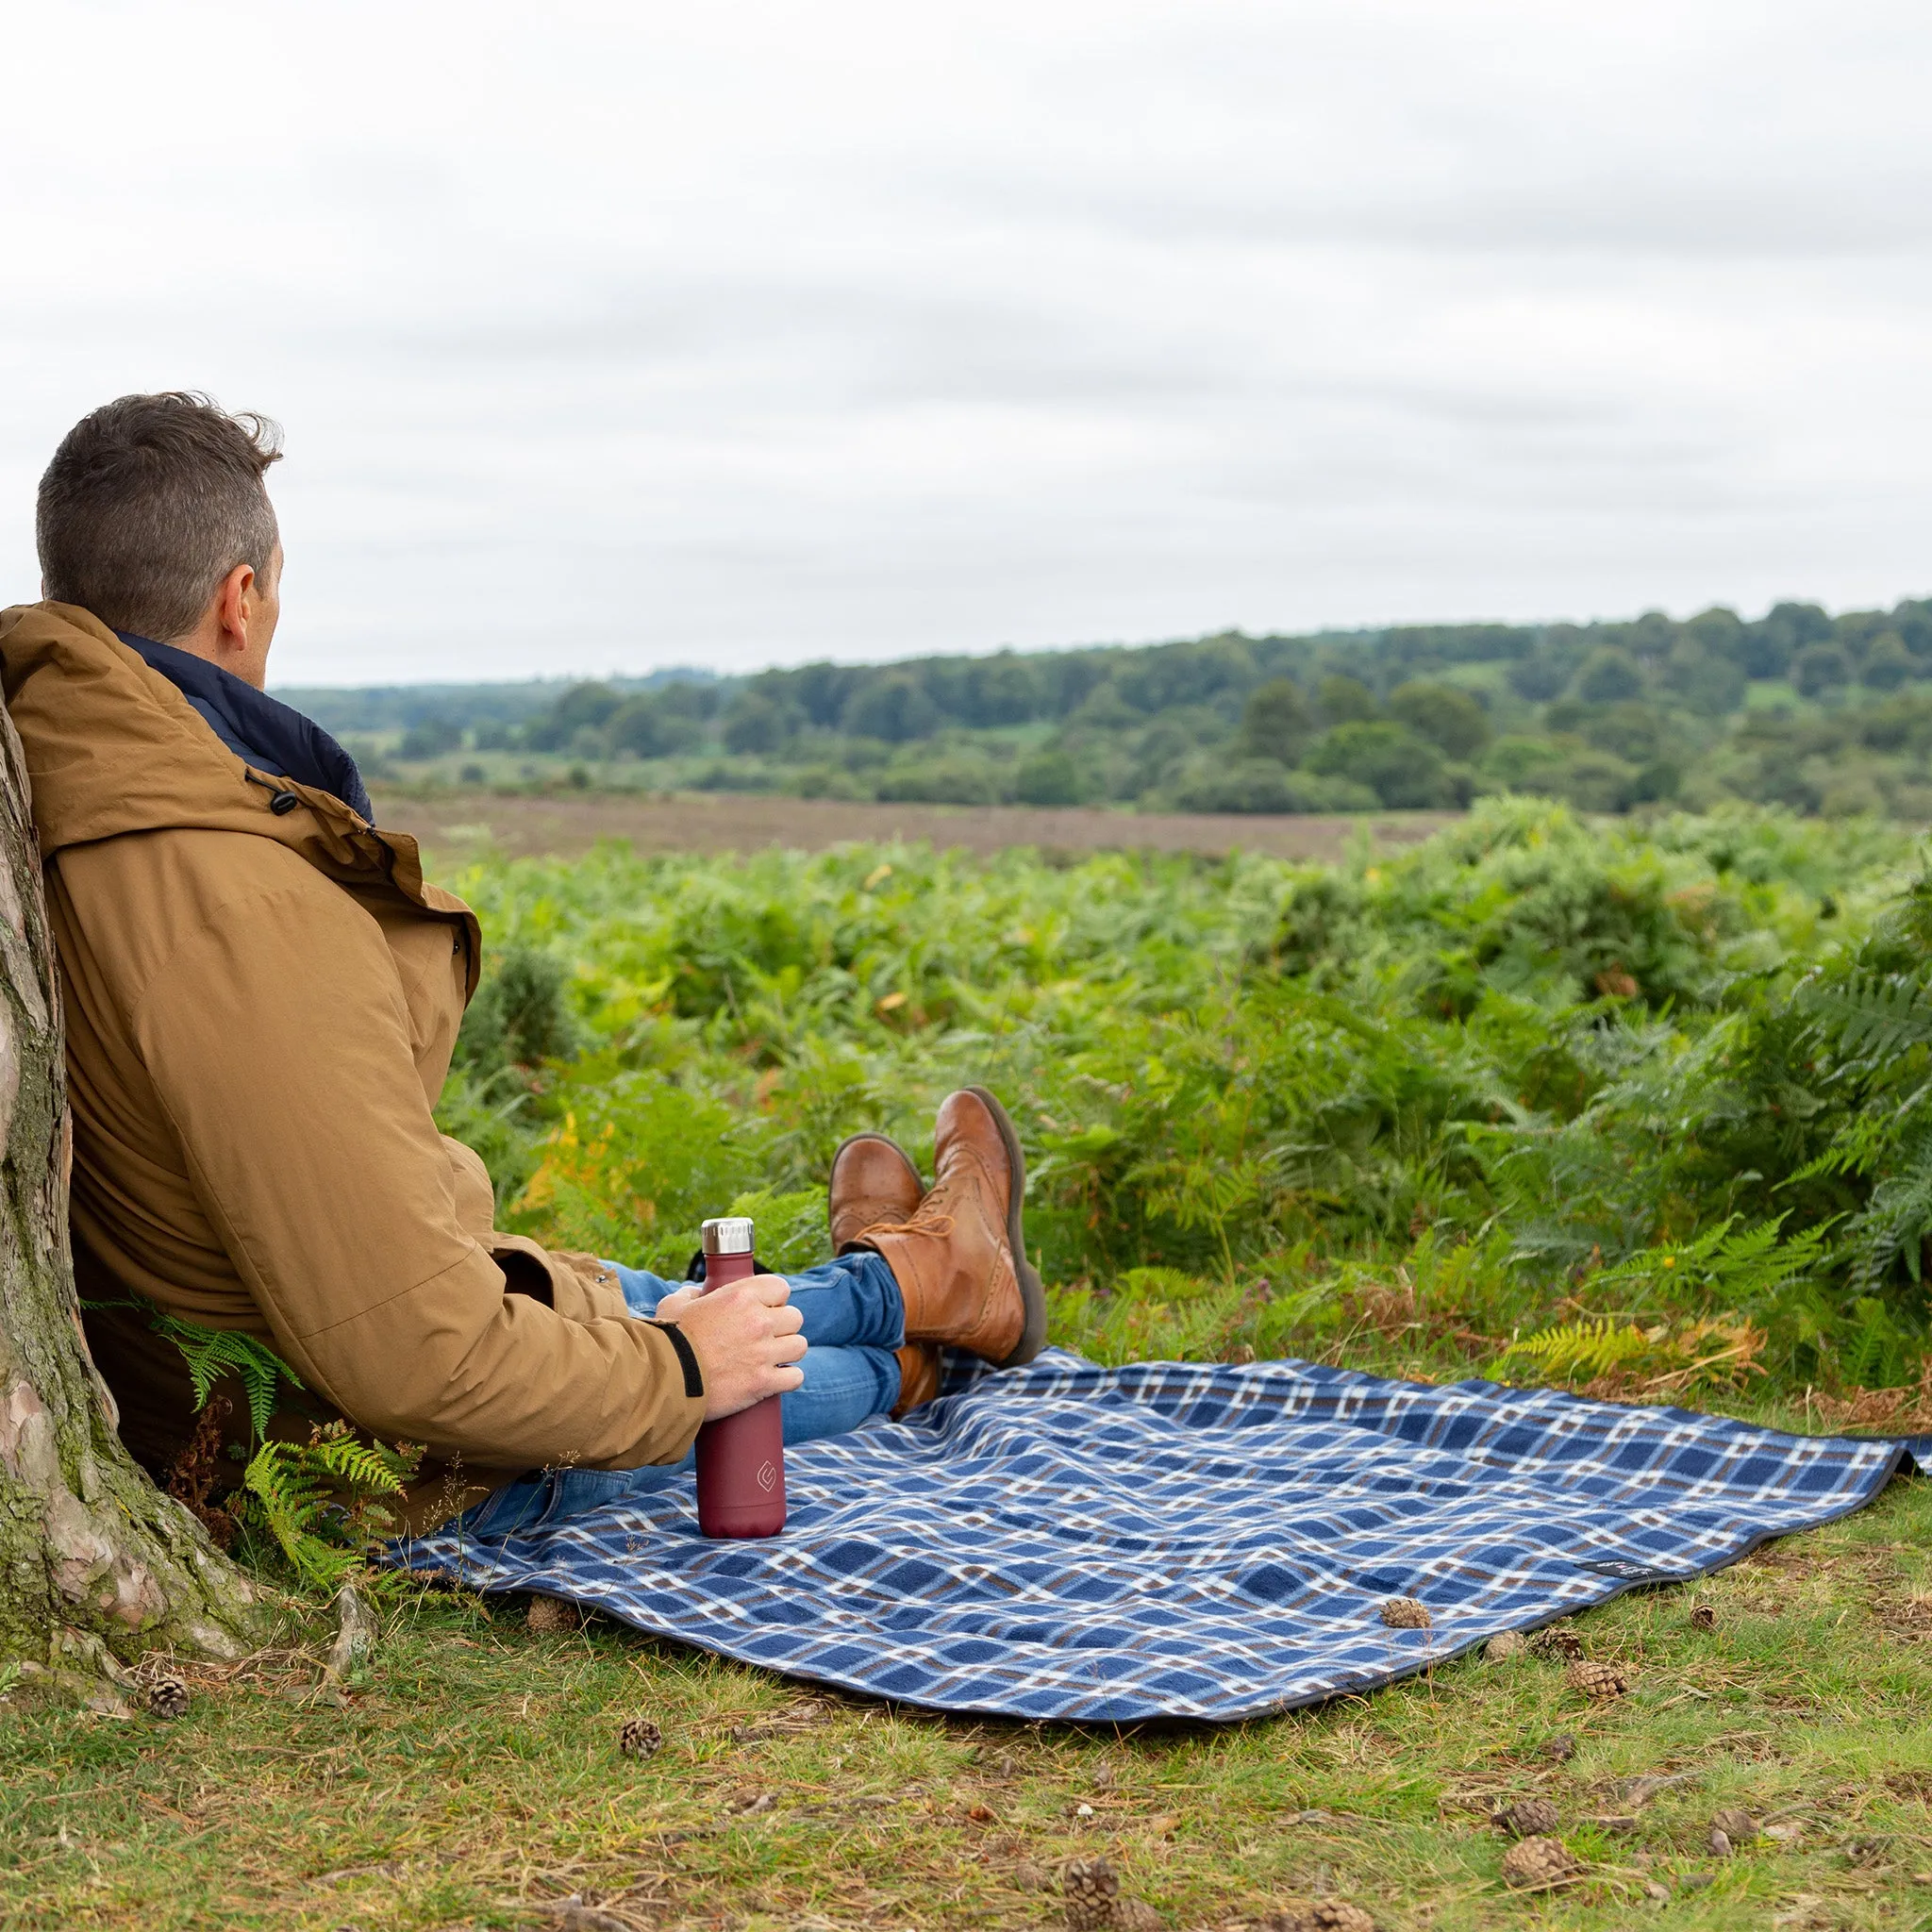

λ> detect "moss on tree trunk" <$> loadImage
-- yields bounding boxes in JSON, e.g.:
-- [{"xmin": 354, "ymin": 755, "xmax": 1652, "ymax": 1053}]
[{"xmin": 0, "ymin": 700, "xmax": 263, "ymax": 1670}]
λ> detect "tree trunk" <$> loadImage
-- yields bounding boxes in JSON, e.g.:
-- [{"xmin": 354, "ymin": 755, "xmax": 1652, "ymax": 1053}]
[{"xmin": 0, "ymin": 702, "xmax": 262, "ymax": 1672}]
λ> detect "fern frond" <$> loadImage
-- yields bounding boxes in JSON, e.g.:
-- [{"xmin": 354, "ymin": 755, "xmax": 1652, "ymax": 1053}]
[
  {"xmin": 1125, "ymin": 1156, "xmax": 1265, "ymax": 1231},
  {"xmin": 239, "ymin": 1430, "xmax": 422, "ymax": 1587},
  {"xmin": 147, "ymin": 1312, "xmax": 304, "ymax": 1441},
  {"xmin": 1494, "ymin": 1311, "xmax": 1770, "ymax": 1392},
  {"xmin": 242, "ymin": 1441, "xmax": 352, "ymax": 1588},
  {"xmin": 1797, "ymin": 971, "xmax": 1932, "ymax": 1061},
  {"xmin": 1116, "ymin": 1265, "xmax": 1219, "ymax": 1303},
  {"xmin": 306, "ymin": 1436, "xmax": 411, "ymax": 1495},
  {"xmin": 1495, "ymin": 1317, "xmax": 1654, "ymax": 1383},
  {"xmin": 1586, "ymin": 1215, "xmax": 1831, "ymax": 1312},
  {"xmin": 1785, "ymin": 1108, "xmax": 1896, "ymax": 1186},
  {"xmin": 1843, "ymin": 1134, "xmax": 1932, "ymax": 1290},
  {"xmin": 1840, "ymin": 1296, "xmax": 1914, "ymax": 1390}
]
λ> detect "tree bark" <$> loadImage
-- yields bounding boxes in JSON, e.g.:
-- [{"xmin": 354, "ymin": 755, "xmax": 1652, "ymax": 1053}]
[{"xmin": 0, "ymin": 701, "xmax": 262, "ymax": 1670}]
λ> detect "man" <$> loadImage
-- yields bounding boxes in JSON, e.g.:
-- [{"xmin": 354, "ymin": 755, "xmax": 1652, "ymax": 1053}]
[{"xmin": 1, "ymin": 391, "xmax": 1044, "ymax": 1532}]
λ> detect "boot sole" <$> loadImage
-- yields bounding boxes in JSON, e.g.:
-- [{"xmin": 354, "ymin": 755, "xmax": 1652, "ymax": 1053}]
[
  {"xmin": 964, "ymin": 1086, "xmax": 1047, "ymax": 1368},
  {"xmin": 828, "ymin": 1132, "xmax": 923, "ymax": 1252}
]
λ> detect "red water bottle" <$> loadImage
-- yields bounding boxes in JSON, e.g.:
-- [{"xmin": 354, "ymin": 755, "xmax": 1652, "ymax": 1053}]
[{"xmin": 692, "ymin": 1215, "xmax": 788, "ymax": 1538}]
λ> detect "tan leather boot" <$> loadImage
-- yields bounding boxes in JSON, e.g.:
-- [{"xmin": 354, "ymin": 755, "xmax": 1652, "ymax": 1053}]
[
  {"xmin": 828, "ymin": 1132, "xmax": 923, "ymax": 1252},
  {"xmin": 891, "ymin": 1341, "xmax": 942, "ymax": 1416},
  {"xmin": 857, "ymin": 1087, "xmax": 1046, "ymax": 1368},
  {"xmin": 834, "ymin": 1139, "xmax": 942, "ymax": 1414}
]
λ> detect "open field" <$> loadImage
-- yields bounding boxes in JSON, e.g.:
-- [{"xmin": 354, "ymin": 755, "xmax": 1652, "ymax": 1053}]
[{"xmin": 369, "ymin": 788, "xmax": 1462, "ymax": 861}]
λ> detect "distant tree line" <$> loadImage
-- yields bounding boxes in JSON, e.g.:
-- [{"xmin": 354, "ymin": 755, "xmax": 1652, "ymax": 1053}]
[{"xmin": 296, "ymin": 596, "xmax": 1932, "ymax": 818}]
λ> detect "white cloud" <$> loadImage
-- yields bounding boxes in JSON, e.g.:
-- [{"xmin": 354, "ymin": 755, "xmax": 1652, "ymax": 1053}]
[{"xmin": 1, "ymin": 0, "xmax": 1928, "ymax": 682}]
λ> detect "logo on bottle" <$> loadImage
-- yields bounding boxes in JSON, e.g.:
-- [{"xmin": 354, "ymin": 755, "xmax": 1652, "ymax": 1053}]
[{"xmin": 756, "ymin": 1459, "xmax": 778, "ymax": 1493}]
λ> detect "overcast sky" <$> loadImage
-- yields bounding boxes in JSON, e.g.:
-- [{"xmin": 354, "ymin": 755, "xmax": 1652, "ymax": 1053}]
[{"xmin": 3, "ymin": 1, "xmax": 1930, "ymax": 686}]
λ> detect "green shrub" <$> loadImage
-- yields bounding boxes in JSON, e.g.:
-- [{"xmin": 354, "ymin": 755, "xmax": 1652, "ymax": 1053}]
[
  {"xmin": 1168, "ymin": 759, "xmax": 1375, "ymax": 815},
  {"xmin": 1387, "ymin": 681, "xmax": 1490, "ymax": 760},
  {"xmin": 455, "ymin": 942, "xmax": 586, "ymax": 1081},
  {"xmin": 1305, "ymin": 722, "xmax": 1454, "ymax": 808},
  {"xmin": 1236, "ymin": 679, "xmax": 1313, "ymax": 763},
  {"xmin": 1574, "ymin": 650, "xmax": 1643, "ymax": 704},
  {"xmin": 1014, "ymin": 747, "xmax": 1083, "ymax": 806},
  {"xmin": 430, "ymin": 803, "xmax": 1932, "ymax": 1400},
  {"xmin": 875, "ymin": 757, "xmax": 1003, "ymax": 805}
]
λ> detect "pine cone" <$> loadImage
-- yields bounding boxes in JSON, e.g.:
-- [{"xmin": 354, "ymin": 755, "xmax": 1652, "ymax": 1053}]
[
  {"xmin": 1484, "ymin": 1630, "xmax": 1527, "ymax": 1660},
  {"xmin": 1710, "ymin": 1807, "xmax": 1757, "ymax": 1844},
  {"xmin": 1492, "ymin": 1795, "xmax": 1561, "ymax": 1839},
  {"xmin": 1689, "ymin": 1603, "xmax": 1716, "ymax": 1631},
  {"xmin": 146, "ymin": 1675, "xmax": 189, "ymax": 1721},
  {"xmin": 1529, "ymin": 1626, "xmax": 1584, "ymax": 1660},
  {"xmin": 1539, "ymin": 1732, "xmax": 1577, "ymax": 1764},
  {"xmin": 1062, "ymin": 1856, "xmax": 1121, "ymax": 1932},
  {"xmin": 1500, "ymin": 1836, "xmax": 1583, "ymax": 1889},
  {"xmin": 1564, "ymin": 1658, "xmax": 1630, "ymax": 1701},
  {"xmin": 618, "ymin": 1715, "xmax": 663, "ymax": 1758},
  {"xmin": 1296, "ymin": 1905, "xmax": 1377, "ymax": 1932},
  {"xmin": 1260, "ymin": 1907, "xmax": 1377, "ymax": 1932},
  {"xmin": 1377, "ymin": 1597, "xmax": 1432, "ymax": 1629},
  {"xmin": 526, "ymin": 1593, "xmax": 582, "ymax": 1635}
]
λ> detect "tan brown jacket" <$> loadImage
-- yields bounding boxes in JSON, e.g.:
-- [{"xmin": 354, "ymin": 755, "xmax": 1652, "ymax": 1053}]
[{"xmin": 0, "ymin": 603, "xmax": 704, "ymax": 1498}]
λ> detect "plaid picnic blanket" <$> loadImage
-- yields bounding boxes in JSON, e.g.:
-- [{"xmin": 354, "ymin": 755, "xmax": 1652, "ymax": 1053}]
[{"xmin": 392, "ymin": 1349, "xmax": 1911, "ymax": 1722}]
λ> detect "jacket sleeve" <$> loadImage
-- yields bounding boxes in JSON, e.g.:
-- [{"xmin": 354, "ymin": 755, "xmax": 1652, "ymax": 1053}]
[
  {"xmin": 440, "ymin": 1133, "xmax": 634, "ymax": 1323},
  {"xmin": 126, "ymin": 880, "xmax": 706, "ymax": 1472}
]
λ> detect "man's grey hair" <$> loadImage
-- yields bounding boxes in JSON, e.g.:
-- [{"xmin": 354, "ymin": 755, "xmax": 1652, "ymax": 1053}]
[{"xmin": 37, "ymin": 392, "xmax": 282, "ymax": 642}]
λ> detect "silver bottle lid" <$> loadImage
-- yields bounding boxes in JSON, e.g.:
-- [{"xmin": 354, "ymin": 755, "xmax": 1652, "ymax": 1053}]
[{"xmin": 700, "ymin": 1215, "xmax": 756, "ymax": 1256}]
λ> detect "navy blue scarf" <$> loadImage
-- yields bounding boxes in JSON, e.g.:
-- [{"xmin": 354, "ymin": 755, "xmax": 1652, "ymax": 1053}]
[{"xmin": 117, "ymin": 633, "xmax": 373, "ymax": 824}]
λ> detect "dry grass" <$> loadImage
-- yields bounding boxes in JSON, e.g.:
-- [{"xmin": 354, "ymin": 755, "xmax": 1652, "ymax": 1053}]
[{"xmin": 369, "ymin": 788, "xmax": 1459, "ymax": 863}]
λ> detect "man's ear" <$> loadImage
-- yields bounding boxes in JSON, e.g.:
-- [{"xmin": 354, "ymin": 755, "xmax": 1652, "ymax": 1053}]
[{"xmin": 212, "ymin": 562, "xmax": 257, "ymax": 658}]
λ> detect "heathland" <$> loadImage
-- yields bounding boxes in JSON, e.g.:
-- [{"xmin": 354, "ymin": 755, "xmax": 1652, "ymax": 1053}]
[
  {"xmin": 437, "ymin": 798, "xmax": 1932, "ymax": 1396},
  {"xmin": 9, "ymin": 801, "xmax": 1932, "ymax": 1928}
]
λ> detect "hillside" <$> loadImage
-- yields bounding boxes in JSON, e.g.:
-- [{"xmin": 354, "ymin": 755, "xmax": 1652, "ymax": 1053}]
[{"xmin": 281, "ymin": 597, "xmax": 1932, "ymax": 818}]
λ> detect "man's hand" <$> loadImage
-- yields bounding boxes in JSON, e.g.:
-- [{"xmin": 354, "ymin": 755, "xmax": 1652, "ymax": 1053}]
[{"xmin": 654, "ymin": 1274, "xmax": 806, "ymax": 1420}]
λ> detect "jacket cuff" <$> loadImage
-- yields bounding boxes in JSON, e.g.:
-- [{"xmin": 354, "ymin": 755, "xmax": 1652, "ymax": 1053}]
[{"xmin": 652, "ymin": 1319, "xmax": 706, "ymax": 1400}]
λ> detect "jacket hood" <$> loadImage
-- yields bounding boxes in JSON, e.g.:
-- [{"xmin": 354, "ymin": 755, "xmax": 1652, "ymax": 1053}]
[{"xmin": 0, "ymin": 601, "xmax": 477, "ymax": 990}]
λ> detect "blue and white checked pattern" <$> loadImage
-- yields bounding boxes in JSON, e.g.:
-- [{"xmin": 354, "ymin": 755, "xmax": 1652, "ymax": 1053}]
[{"xmin": 391, "ymin": 1350, "xmax": 1908, "ymax": 1721}]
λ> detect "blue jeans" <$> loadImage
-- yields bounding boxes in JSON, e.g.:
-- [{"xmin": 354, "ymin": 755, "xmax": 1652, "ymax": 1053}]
[{"xmin": 459, "ymin": 1249, "xmax": 905, "ymax": 1538}]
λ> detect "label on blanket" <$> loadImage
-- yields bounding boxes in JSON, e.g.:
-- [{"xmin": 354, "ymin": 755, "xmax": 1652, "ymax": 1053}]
[{"xmin": 1573, "ymin": 1557, "xmax": 1676, "ymax": 1581}]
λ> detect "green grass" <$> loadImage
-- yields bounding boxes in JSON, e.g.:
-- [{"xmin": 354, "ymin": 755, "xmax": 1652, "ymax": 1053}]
[{"xmin": 5, "ymin": 1474, "xmax": 1932, "ymax": 1929}]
